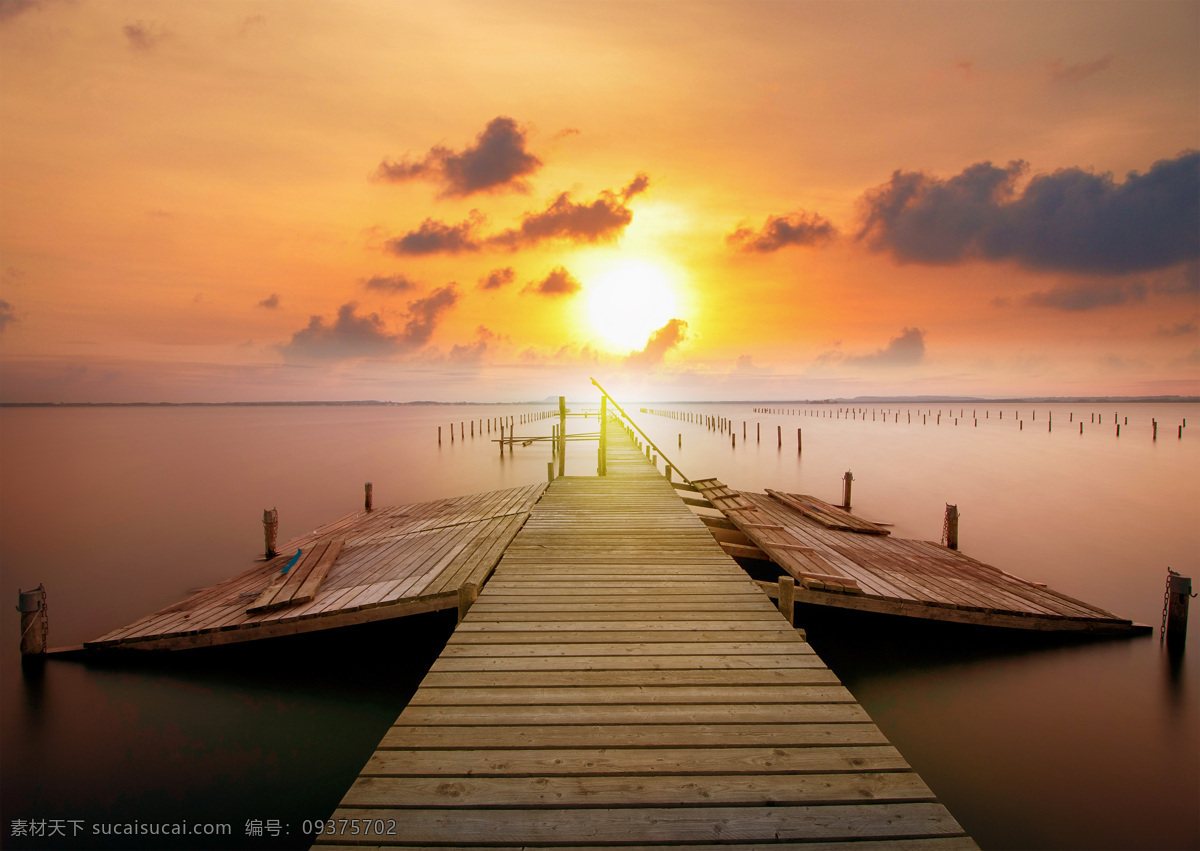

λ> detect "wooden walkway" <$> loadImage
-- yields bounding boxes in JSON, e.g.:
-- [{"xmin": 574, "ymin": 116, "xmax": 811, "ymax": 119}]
[
  {"xmin": 85, "ymin": 483, "xmax": 546, "ymax": 651},
  {"xmin": 694, "ymin": 479, "xmax": 1143, "ymax": 633},
  {"xmin": 319, "ymin": 426, "xmax": 975, "ymax": 848}
]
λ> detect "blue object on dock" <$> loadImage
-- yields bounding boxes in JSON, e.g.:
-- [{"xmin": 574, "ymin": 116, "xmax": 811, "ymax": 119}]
[{"xmin": 281, "ymin": 549, "xmax": 302, "ymax": 574}]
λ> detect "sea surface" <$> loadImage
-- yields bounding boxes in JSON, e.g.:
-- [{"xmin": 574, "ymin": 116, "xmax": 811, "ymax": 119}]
[{"xmin": 1, "ymin": 401, "xmax": 1197, "ymax": 849}]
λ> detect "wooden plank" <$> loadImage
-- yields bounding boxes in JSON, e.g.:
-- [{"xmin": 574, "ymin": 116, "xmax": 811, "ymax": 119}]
[{"xmin": 290, "ymin": 538, "xmax": 344, "ymax": 606}]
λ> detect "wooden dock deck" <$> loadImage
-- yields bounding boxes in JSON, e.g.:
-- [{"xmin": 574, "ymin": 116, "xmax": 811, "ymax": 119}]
[
  {"xmin": 693, "ymin": 479, "xmax": 1144, "ymax": 633},
  {"xmin": 317, "ymin": 426, "xmax": 975, "ymax": 848},
  {"xmin": 85, "ymin": 483, "xmax": 546, "ymax": 651}
]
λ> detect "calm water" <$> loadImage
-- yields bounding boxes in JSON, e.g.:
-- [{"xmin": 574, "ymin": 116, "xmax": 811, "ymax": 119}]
[{"xmin": 1, "ymin": 402, "xmax": 1197, "ymax": 849}]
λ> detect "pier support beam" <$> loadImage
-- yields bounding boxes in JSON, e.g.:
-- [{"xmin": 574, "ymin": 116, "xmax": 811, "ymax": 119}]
[
  {"xmin": 778, "ymin": 576, "xmax": 795, "ymax": 626},
  {"xmin": 841, "ymin": 472, "xmax": 853, "ymax": 510},
  {"xmin": 364, "ymin": 482, "xmax": 373, "ymax": 512},
  {"xmin": 944, "ymin": 504, "xmax": 959, "ymax": 550},
  {"xmin": 457, "ymin": 583, "xmax": 478, "ymax": 625},
  {"xmin": 18, "ymin": 585, "xmax": 47, "ymax": 656}
]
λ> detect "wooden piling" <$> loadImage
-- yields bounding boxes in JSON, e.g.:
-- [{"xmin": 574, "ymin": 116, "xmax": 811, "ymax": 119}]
[
  {"xmin": 364, "ymin": 482, "xmax": 373, "ymax": 512},
  {"xmin": 18, "ymin": 585, "xmax": 47, "ymax": 656},
  {"xmin": 547, "ymin": 461, "xmax": 554, "ymax": 483},
  {"xmin": 778, "ymin": 575, "xmax": 795, "ymax": 626},
  {"xmin": 1167, "ymin": 570, "xmax": 1191, "ymax": 650},
  {"xmin": 945, "ymin": 504, "xmax": 959, "ymax": 550},
  {"xmin": 457, "ymin": 582, "xmax": 478, "ymax": 624},
  {"xmin": 797, "ymin": 428, "xmax": 802, "ymax": 453},
  {"xmin": 558, "ymin": 396, "xmax": 567, "ymax": 477},
  {"xmin": 438, "ymin": 426, "xmax": 441, "ymax": 444},
  {"xmin": 777, "ymin": 425, "xmax": 781, "ymax": 447},
  {"xmin": 842, "ymin": 471, "xmax": 853, "ymax": 510},
  {"xmin": 599, "ymin": 396, "xmax": 608, "ymax": 476},
  {"xmin": 263, "ymin": 508, "xmax": 278, "ymax": 558}
]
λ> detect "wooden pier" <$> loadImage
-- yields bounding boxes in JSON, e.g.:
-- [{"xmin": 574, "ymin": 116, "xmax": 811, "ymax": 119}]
[
  {"xmin": 317, "ymin": 425, "xmax": 975, "ymax": 848},
  {"xmin": 85, "ymin": 483, "xmax": 546, "ymax": 651},
  {"xmin": 692, "ymin": 480, "xmax": 1146, "ymax": 634}
]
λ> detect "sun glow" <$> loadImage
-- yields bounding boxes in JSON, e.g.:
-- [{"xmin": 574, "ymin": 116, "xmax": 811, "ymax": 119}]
[{"xmin": 585, "ymin": 259, "xmax": 681, "ymax": 352}]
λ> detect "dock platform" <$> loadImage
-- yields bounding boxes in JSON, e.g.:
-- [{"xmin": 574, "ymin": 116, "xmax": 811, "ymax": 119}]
[
  {"xmin": 693, "ymin": 479, "xmax": 1143, "ymax": 633},
  {"xmin": 317, "ymin": 426, "xmax": 975, "ymax": 848},
  {"xmin": 85, "ymin": 483, "xmax": 546, "ymax": 651}
]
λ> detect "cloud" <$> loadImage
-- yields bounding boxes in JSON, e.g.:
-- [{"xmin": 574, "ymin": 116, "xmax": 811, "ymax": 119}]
[
  {"xmin": 1049, "ymin": 55, "xmax": 1113, "ymax": 83},
  {"xmin": 1024, "ymin": 280, "xmax": 1146, "ymax": 311},
  {"xmin": 0, "ymin": 299, "xmax": 15, "ymax": 332},
  {"xmin": 278, "ymin": 287, "xmax": 457, "ymax": 361},
  {"xmin": 448, "ymin": 326, "xmax": 496, "ymax": 363},
  {"xmin": 489, "ymin": 174, "xmax": 649, "ymax": 250},
  {"xmin": 626, "ymin": 319, "xmax": 688, "ymax": 368},
  {"xmin": 0, "ymin": 0, "xmax": 42, "ymax": 23},
  {"xmin": 123, "ymin": 20, "xmax": 169, "ymax": 51},
  {"xmin": 384, "ymin": 212, "xmax": 483, "ymax": 256},
  {"xmin": 1157, "ymin": 319, "xmax": 1199, "ymax": 337},
  {"xmin": 856, "ymin": 152, "xmax": 1200, "ymax": 275},
  {"xmin": 372, "ymin": 116, "xmax": 542, "ymax": 197},
  {"xmin": 523, "ymin": 266, "xmax": 581, "ymax": 296},
  {"xmin": 733, "ymin": 355, "xmax": 771, "ymax": 375},
  {"xmin": 257, "ymin": 294, "xmax": 280, "ymax": 309},
  {"xmin": 479, "ymin": 267, "xmax": 515, "ymax": 290},
  {"xmin": 727, "ymin": 211, "xmax": 837, "ymax": 253},
  {"xmin": 844, "ymin": 327, "xmax": 926, "ymax": 368},
  {"xmin": 385, "ymin": 176, "xmax": 649, "ymax": 255},
  {"xmin": 363, "ymin": 274, "xmax": 419, "ymax": 293}
]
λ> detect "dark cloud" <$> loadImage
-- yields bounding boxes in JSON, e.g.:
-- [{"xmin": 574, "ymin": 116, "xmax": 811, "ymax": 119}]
[
  {"xmin": 1024, "ymin": 281, "xmax": 1146, "ymax": 311},
  {"xmin": 449, "ymin": 326, "xmax": 496, "ymax": 363},
  {"xmin": 0, "ymin": 0, "xmax": 42, "ymax": 22},
  {"xmin": 386, "ymin": 176, "xmax": 648, "ymax": 256},
  {"xmin": 626, "ymin": 319, "xmax": 688, "ymax": 368},
  {"xmin": 372, "ymin": 117, "xmax": 542, "ymax": 197},
  {"xmin": 384, "ymin": 213, "xmax": 483, "ymax": 256},
  {"xmin": 479, "ymin": 267, "xmax": 515, "ymax": 290},
  {"xmin": 523, "ymin": 266, "xmax": 581, "ymax": 296},
  {"xmin": 844, "ymin": 327, "xmax": 925, "ymax": 368},
  {"xmin": 857, "ymin": 152, "xmax": 1200, "ymax": 275},
  {"xmin": 123, "ymin": 20, "xmax": 168, "ymax": 51},
  {"xmin": 1157, "ymin": 319, "xmax": 1198, "ymax": 337},
  {"xmin": 1049, "ymin": 55, "xmax": 1113, "ymax": 83},
  {"xmin": 727, "ymin": 211, "xmax": 837, "ymax": 253},
  {"xmin": 400, "ymin": 286, "xmax": 458, "ymax": 347},
  {"xmin": 363, "ymin": 274, "xmax": 419, "ymax": 293},
  {"xmin": 0, "ymin": 299, "xmax": 15, "ymax": 331},
  {"xmin": 489, "ymin": 175, "xmax": 649, "ymax": 250},
  {"xmin": 278, "ymin": 287, "xmax": 457, "ymax": 361},
  {"xmin": 257, "ymin": 293, "xmax": 280, "ymax": 309}
]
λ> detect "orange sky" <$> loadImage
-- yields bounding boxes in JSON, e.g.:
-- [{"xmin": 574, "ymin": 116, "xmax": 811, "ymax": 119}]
[{"xmin": 1, "ymin": 0, "xmax": 1197, "ymax": 402}]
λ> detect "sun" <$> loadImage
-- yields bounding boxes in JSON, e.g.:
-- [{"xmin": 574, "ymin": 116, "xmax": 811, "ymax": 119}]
[{"xmin": 585, "ymin": 259, "xmax": 681, "ymax": 352}]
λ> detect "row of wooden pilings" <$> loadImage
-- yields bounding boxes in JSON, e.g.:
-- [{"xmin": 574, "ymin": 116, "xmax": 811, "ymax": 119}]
[
  {"xmin": 437, "ymin": 409, "xmax": 557, "ymax": 446},
  {"xmin": 646, "ymin": 406, "xmax": 1187, "ymax": 440}
]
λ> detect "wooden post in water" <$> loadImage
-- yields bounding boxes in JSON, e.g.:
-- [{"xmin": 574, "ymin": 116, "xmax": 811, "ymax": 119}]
[
  {"xmin": 778, "ymin": 576, "xmax": 795, "ymax": 626},
  {"xmin": 777, "ymin": 425, "xmax": 782, "ymax": 447},
  {"xmin": 1153, "ymin": 419, "xmax": 1158, "ymax": 440},
  {"xmin": 944, "ymin": 504, "xmax": 959, "ymax": 550},
  {"xmin": 263, "ymin": 508, "xmax": 278, "ymax": 558},
  {"xmin": 457, "ymin": 582, "xmax": 478, "ymax": 624},
  {"xmin": 364, "ymin": 482, "xmax": 373, "ymax": 512},
  {"xmin": 18, "ymin": 585, "xmax": 47, "ymax": 656},
  {"xmin": 1167, "ymin": 570, "xmax": 1191, "ymax": 651},
  {"xmin": 547, "ymin": 461, "xmax": 554, "ymax": 483},
  {"xmin": 499, "ymin": 423, "xmax": 504, "ymax": 455},
  {"xmin": 797, "ymin": 428, "xmax": 802, "ymax": 453},
  {"xmin": 438, "ymin": 426, "xmax": 441, "ymax": 444},
  {"xmin": 665, "ymin": 464, "xmax": 672, "ymax": 481},
  {"xmin": 842, "ymin": 471, "xmax": 853, "ymax": 510}
]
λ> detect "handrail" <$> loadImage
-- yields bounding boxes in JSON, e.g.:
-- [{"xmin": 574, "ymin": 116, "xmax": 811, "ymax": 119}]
[{"xmin": 590, "ymin": 377, "xmax": 695, "ymax": 487}]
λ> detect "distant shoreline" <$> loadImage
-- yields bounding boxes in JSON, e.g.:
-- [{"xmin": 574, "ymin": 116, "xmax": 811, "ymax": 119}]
[{"xmin": 2, "ymin": 396, "xmax": 1197, "ymax": 408}]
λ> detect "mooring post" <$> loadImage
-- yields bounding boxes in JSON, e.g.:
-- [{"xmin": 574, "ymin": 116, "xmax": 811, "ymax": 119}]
[
  {"xmin": 499, "ymin": 423, "xmax": 504, "ymax": 455},
  {"xmin": 665, "ymin": 464, "xmax": 672, "ymax": 481},
  {"xmin": 842, "ymin": 471, "xmax": 853, "ymax": 510},
  {"xmin": 778, "ymin": 575, "xmax": 795, "ymax": 626},
  {"xmin": 364, "ymin": 482, "xmax": 373, "ymax": 512},
  {"xmin": 438, "ymin": 426, "xmax": 441, "ymax": 444},
  {"xmin": 18, "ymin": 585, "xmax": 47, "ymax": 656},
  {"xmin": 558, "ymin": 395, "xmax": 567, "ymax": 477},
  {"xmin": 797, "ymin": 428, "xmax": 802, "ymax": 453},
  {"xmin": 1166, "ymin": 570, "xmax": 1192, "ymax": 650},
  {"xmin": 263, "ymin": 508, "xmax": 278, "ymax": 558},
  {"xmin": 547, "ymin": 461, "xmax": 554, "ymax": 483},
  {"xmin": 457, "ymin": 582, "xmax": 478, "ymax": 624},
  {"xmin": 777, "ymin": 425, "xmax": 782, "ymax": 447},
  {"xmin": 944, "ymin": 504, "xmax": 959, "ymax": 550}
]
